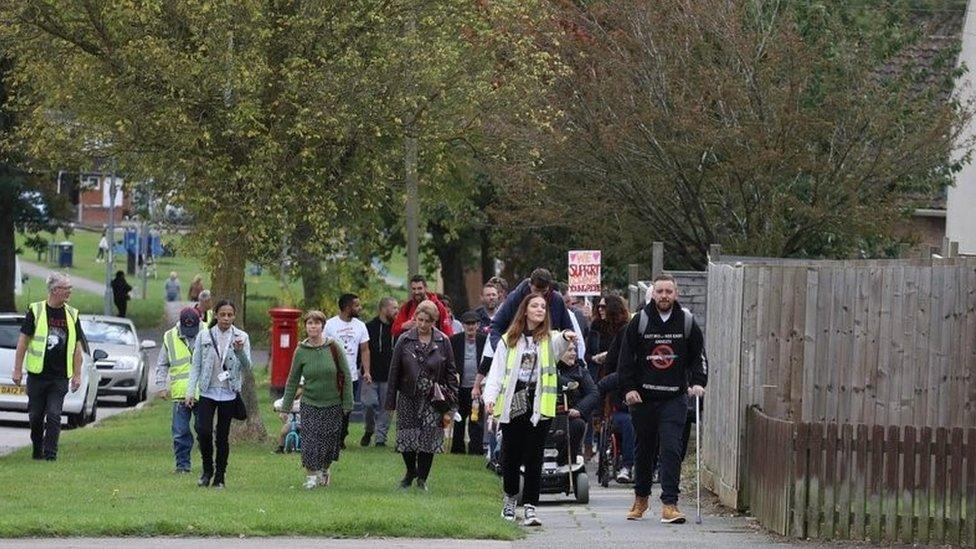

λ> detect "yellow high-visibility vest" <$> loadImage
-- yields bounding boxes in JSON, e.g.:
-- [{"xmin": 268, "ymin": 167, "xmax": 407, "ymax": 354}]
[
  {"xmin": 493, "ymin": 334, "xmax": 558, "ymax": 419},
  {"xmin": 24, "ymin": 301, "xmax": 79, "ymax": 378},
  {"xmin": 163, "ymin": 326, "xmax": 194, "ymax": 400}
]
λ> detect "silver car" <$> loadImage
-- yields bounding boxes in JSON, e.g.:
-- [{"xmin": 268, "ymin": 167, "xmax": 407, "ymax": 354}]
[
  {"xmin": 0, "ymin": 312, "xmax": 101, "ymax": 428},
  {"xmin": 80, "ymin": 315, "xmax": 156, "ymax": 406}
]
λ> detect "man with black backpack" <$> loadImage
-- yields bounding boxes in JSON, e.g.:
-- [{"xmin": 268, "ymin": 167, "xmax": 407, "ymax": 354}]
[{"xmin": 617, "ymin": 273, "xmax": 707, "ymax": 524}]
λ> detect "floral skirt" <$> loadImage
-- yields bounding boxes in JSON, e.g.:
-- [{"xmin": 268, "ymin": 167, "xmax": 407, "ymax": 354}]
[
  {"xmin": 299, "ymin": 402, "xmax": 343, "ymax": 470},
  {"xmin": 395, "ymin": 390, "xmax": 444, "ymax": 454}
]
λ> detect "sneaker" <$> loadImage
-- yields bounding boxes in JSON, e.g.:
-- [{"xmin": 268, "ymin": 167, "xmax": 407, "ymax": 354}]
[
  {"xmin": 626, "ymin": 495, "xmax": 649, "ymax": 520},
  {"xmin": 173, "ymin": 468, "xmax": 191, "ymax": 474},
  {"xmin": 522, "ymin": 504, "xmax": 542, "ymax": 527},
  {"xmin": 501, "ymin": 495, "xmax": 517, "ymax": 521},
  {"xmin": 416, "ymin": 479, "xmax": 428, "ymax": 492},
  {"xmin": 661, "ymin": 504, "xmax": 686, "ymax": 524},
  {"xmin": 198, "ymin": 473, "xmax": 212, "ymax": 487},
  {"xmin": 360, "ymin": 432, "xmax": 372, "ymax": 447},
  {"xmin": 398, "ymin": 474, "xmax": 415, "ymax": 490},
  {"xmin": 212, "ymin": 473, "xmax": 225, "ymax": 489},
  {"xmin": 375, "ymin": 441, "xmax": 386, "ymax": 448},
  {"xmin": 274, "ymin": 445, "xmax": 284, "ymax": 454},
  {"xmin": 615, "ymin": 466, "xmax": 632, "ymax": 484},
  {"xmin": 304, "ymin": 475, "xmax": 318, "ymax": 490}
]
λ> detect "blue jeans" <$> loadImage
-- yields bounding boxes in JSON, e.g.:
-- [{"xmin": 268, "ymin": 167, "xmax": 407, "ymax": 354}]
[
  {"xmin": 613, "ymin": 409, "xmax": 636, "ymax": 468},
  {"xmin": 172, "ymin": 401, "xmax": 197, "ymax": 471}
]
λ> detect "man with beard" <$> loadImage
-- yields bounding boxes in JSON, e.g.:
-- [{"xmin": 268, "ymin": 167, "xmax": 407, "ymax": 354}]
[
  {"xmin": 617, "ymin": 274, "xmax": 706, "ymax": 524},
  {"xmin": 472, "ymin": 283, "xmax": 501, "ymax": 334},
  {"xmin": 324, "ymin": 293, "xmax": 371, "ymax": 449},
  {"xmin": 392, "ymin": 275, "xmax": 453, "ymax": 338}
]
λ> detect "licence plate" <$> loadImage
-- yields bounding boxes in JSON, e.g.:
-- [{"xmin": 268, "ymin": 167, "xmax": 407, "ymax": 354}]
[{"xmin": 0, "ymin": 385, "xmax": 26, "ymax": 396}]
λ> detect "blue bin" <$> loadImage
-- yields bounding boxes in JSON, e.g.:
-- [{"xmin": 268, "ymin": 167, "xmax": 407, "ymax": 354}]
[{"xmin": 57, "ymin": 241, "xmax": 74, "ymax": 268}]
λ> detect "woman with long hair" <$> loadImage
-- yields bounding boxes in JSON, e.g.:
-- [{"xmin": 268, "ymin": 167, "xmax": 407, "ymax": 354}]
[
  {"xmin": 186, "ymin": 299, "xmax": 251, "ymax": 489},
  {"xmin": 586, "ymin": 294, "xmax": 630, "ymax": 380},
  {"xmin": 483, "ymin": 293, "xmax": 577, "ymax": 526}
]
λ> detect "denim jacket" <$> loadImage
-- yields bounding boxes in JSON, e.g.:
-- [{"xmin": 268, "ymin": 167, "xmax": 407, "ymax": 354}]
[{"xmin": 188, "ymin": 325, "xmax": 252, "ymax": 395}]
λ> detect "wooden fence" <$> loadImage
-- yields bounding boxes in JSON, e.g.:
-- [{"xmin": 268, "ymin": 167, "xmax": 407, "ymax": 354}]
[
  {"xmin": 746, "ymin": 407, "xmax": 976, "ymax": 546},
  {"xmin": 703, "ymin": 258, "xmax": 976, "ymax": 510}
]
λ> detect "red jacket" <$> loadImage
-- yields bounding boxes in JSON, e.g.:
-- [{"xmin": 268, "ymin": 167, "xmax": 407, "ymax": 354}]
[{"xmin": 392, "ymin": 292, "xmax": 454, "ymax": 338}]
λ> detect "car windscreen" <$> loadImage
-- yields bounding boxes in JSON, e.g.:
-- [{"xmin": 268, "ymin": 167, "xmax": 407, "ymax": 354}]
[
  {"xmin": 81, "ymin": 320, "xmax": 136, "ymax": 346},
  {"xmin": 0, "ymin": 320, "xmax": 22, "ymax": 349}
]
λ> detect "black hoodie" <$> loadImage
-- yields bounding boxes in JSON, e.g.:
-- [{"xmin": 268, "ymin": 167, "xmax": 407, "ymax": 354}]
[{"xmin": 616, "ymin": 301, "xmax": 707, "ymax": 400}]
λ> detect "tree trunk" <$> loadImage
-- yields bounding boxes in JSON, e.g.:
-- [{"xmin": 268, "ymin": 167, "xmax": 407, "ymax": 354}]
[
  {"xmin": 0, "ymin": 207, "xmax": 16, "ymax": 312},
  {"xmin": 293, "ymin": 222, "xmax": 326, "ymax": 309},
  {"xmin": 480, "ymin": 227, "xmax": 493, "ymax": 284},
  {"xmin": 208, "ymin": 229, "xmax": 267, "ymax": 442},
  {"xmin": 433, "ymin": 233, "xmax": 468, "ymax": 311}
]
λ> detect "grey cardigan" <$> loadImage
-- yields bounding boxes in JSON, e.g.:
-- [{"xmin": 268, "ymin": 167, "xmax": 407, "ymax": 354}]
[{"xmin": 188, "ymin": 325, "xmax": 252, "ymax": 395}]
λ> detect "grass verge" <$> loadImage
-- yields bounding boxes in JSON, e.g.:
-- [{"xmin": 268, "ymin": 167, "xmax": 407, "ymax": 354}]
[{"xmin": 0, "ymin": 371, "xmax": 521, "ymax": 540}]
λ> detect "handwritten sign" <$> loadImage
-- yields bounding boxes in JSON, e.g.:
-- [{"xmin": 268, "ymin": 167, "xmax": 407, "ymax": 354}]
[{"xmin": 568, "ymin": 250, "xmax": 601, "ymax": 296}]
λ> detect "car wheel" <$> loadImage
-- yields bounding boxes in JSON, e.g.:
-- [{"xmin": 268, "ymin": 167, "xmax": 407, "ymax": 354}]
[
  {"xmin": 68, "ymin": 396, "xmax": 89, "ymax": 429},
  {"xmin": 87, "ymin": 397, "xmax": 98, "ymax": 423},
  {"xmin": 137, "ymin": 371, "xmax": 148, "ymax": 402}
]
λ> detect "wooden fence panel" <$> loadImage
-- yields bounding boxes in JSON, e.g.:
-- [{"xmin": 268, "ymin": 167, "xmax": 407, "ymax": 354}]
[
  {"xmin": 900, "ymin": 425, "xmax": 916, "ymax": 544},
  {"xmin": 869, "ymin": 425, "xmax": 884, "ymax": 541},
  {"xmin": 935, "ymin": 427, "xmax": 949, "ymax": 542},
  {"xmin": 837, "ymin": 423, "xmax": 853, "ymax": 539},
  {"xmin": 793, "ymin": 422, "xmax": 809, "ymax": 539},
  {"xmin": 965, "ymin": 428, "xmax": 976, "ymax": 547},
  {"xmin": 852, "ymin": 424, "xmax": 868, "ymax": 539}
]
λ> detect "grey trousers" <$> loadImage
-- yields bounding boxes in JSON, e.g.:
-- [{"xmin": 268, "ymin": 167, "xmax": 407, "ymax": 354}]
[{"xmin": 361, "ymin": 381, "xmax": 390, "ymax": 443}]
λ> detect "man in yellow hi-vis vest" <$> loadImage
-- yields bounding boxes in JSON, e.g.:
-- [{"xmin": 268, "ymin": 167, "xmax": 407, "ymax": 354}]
[
  {"xmin": 154, "ymin": 308, "xmax": 202, "ymax": 473},
  {"xmin": 12, "ymin": 273, "xmax": 85, "ymax": 461}
]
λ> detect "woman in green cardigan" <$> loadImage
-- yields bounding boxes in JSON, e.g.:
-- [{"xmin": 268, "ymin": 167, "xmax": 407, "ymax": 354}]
[{"xmin": 280, "ymin": 310, "xmax": 354, "ymax": 489}]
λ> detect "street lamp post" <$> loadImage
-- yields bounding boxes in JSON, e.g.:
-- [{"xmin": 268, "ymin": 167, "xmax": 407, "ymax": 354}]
[{"xmin": 102, "ymin": 158, "xmax": 117, "ymax": 316}]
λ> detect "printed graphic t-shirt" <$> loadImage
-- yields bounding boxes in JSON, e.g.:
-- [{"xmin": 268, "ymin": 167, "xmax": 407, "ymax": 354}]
[{"xmin": 323, "ymin": 316, "xmax": 369, "ymax": 382}]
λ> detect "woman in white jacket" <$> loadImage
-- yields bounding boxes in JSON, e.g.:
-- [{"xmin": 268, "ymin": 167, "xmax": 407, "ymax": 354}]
[{"xmin": 483, "ymin": 292, "xmax": 576, "ymax": 526}]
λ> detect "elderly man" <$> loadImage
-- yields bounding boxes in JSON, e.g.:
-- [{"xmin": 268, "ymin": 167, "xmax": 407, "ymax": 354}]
[
  {"xmin": 194, "ymin": 290, "xmax": 214, "ymax": 325},
  {"xmin": 12, "ymin": 273, "xmax": 86, "ymax": 461}
]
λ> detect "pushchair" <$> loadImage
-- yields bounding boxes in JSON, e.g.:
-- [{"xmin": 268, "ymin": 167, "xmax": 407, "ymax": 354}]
[{"xmin": 273, "ymin": 398, "xmax": 302, "ymax": 453}]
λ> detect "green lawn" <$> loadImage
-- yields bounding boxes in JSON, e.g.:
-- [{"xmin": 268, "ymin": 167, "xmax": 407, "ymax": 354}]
[
  {"xmin": 15, "ymin": 276, "xmax": 165, "ymax": 330},
  {"xmin": 0, "ymin": 371, "xmax": 521, "ymax": 539}
]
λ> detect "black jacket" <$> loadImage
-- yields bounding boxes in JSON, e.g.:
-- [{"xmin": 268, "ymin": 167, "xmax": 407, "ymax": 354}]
[
  {"xmin": 617, "ymin": 301, "xmax": 707, "ymax": 400},
  {"xmin": 365, "ymin": 316, "xmax": 395, "ymax": 383},
  {"xmin": 556, "ymin": 359, "xmax": 599, "ymax": 419},
  {"xmin": 450, "ymin": 332, "xmax": 486, "ymax": 386}
]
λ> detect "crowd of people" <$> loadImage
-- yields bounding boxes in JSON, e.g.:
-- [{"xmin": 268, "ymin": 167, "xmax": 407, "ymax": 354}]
[{"xmin": 13, "ymin": 266, "xmax": 707, "ymax": 528}]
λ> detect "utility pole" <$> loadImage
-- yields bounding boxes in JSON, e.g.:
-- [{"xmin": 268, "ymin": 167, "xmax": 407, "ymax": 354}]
[
  {"xmin": 102, "ymin": 158, "xmax": 117, "ymax": 315},
  {"xmin": 404, "ymin": 15, "xmax": 420, "ymax": 278}
]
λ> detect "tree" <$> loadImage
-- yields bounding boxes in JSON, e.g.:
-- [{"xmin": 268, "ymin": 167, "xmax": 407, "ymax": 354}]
[
  {"xmin": 499, "ymin": 0, "xmax": 974, "ymax": 270},
  {"xmin": 0, "ymin": 53, "xmax": 70, "ymax": 312}
]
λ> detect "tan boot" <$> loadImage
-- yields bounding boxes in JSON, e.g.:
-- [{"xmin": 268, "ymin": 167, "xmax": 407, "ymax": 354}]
[
  {"xmin": 626, "ymin": 495, "xmax": 649, "ymax": 520},
  {"xmin": 661, "ymin": 504, "xmax": 686, "ymax": 524}
]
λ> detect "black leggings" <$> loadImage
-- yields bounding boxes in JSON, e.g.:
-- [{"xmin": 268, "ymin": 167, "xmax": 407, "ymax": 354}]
[
  {"xmin": 501, "ymin": 416, "xmax": 551, "ymax": 506},
  {"xmin": 196, "ymin": 397, "xmax": 234, "ymax": 477},
  {"xmin": 401, "ymin": 451, "xmax": 434, "ymax": 480}
]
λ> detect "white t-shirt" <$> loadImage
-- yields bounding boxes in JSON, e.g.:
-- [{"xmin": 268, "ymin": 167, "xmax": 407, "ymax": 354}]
[
  {"xmin": 323, "ymin": 316, "xmax": 369, "ymax": 382},
  {"xmin": 659, "ymin": 309, "xmax": 672, "ymax": 324}
]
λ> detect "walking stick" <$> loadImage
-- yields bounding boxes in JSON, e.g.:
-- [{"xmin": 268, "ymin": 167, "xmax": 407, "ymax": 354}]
[
  {"xmin": 695, "ymin": 393, "xmax": 702, "ymax": 524},
  {"xmin": 564, "ymin": 391, "xmax": 574, "ymax": 494}
]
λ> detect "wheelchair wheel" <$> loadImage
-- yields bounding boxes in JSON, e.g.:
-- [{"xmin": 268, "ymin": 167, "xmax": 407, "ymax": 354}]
[
  {"xmin": 574, "ymin": 472, "xmax": 590, "ymax": 504},
  {"xmin": 284, "ymin": 432, "xmax": 300, "ymax": 453},
  {"xmin": 597, "ymin": 424, "xmax": 612, "ymax": 488}
]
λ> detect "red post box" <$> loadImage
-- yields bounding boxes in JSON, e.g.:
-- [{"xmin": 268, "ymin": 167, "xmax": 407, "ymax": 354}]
[{"xmin": 269, "ymin": 307, "xmax": 302, "ymax": 396}]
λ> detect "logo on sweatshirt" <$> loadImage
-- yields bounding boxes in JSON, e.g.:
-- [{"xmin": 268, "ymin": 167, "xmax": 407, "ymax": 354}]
[{"xmin": 647, "ymin": 344, "xmax": 677, "ymax": 370}]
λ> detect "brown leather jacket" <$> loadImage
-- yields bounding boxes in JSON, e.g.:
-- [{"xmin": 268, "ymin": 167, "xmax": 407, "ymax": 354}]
[{"xmin": 386, "ymin": 327, "xmax": 458, "ymax": 410}]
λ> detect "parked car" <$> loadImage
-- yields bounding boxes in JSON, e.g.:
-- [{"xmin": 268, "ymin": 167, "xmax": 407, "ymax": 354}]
[
  {"xmin": 0, "ymin": 313, "xmax": 101, "ymax": 428},
  {"xmin": 80, "ymin": 315, "xmax": 156, "ymax": 406}
]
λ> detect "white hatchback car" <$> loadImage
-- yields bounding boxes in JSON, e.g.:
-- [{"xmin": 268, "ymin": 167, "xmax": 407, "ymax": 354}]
[
  {"xmin": 0, "ymin": 312, "xmax": 101, "ymax": 428},
  {"xmin": 80, "ymin": 315, "xmax": 156, "ymax": 406}
]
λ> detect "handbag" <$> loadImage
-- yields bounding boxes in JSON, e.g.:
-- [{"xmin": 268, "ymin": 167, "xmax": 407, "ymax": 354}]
[
  {"xmin": 231, "ymin": 392, "xmax": 248, "ymax": 421},
  {"xmin": 421, "ymin": 339, "xmax": 456, "ymax": 414}
]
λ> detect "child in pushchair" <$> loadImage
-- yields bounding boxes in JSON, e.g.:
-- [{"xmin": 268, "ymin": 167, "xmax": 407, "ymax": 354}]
[{"xmin": 273, "ymin": 385, "xmax": 303, "ymax": 454}]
